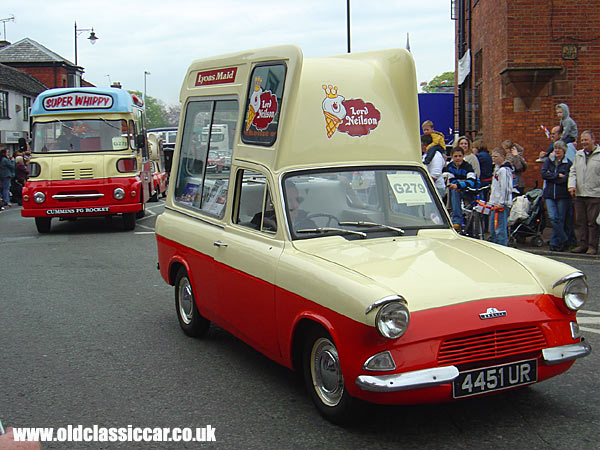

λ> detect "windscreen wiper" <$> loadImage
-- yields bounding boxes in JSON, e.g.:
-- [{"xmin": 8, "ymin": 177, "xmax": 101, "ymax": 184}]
[
  {"xmin": 296, "ymin": 227, "xmax": 367, "ymax": 238},
  {"xmin": 338, "ymin": 221, "xmax": 405, "ymax": 235}
]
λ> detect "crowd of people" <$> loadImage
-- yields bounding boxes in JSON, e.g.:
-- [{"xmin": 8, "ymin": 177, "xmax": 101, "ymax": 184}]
[
  {"xmin": 0, "ymin": 138, "xmax": 31, "ymax": 210},
  {"xmin": 421, "ymin": 103, "xmax": 600, "ymax": 253}
]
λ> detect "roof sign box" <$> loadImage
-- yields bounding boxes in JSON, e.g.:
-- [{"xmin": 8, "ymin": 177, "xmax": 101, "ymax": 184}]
[
  {"xmin": 195, "ymin": 67, "xmax": 238, "ymax": 86},
  {"xmin": 43, "ymin": 92, "xmax": 113, "ymax": 111}
]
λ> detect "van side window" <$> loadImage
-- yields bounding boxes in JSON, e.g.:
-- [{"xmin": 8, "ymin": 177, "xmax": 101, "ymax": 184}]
[
  {"xmin": 235, "ymin": 169, "xmax": 277, "ymax": 233},
  {"xmin": 241, "ymin": 63, "xmax": 286, "ymax": 146},
  {"xmin": 174, "ymin": 99, "xmax": 238, "ymax": 219}
]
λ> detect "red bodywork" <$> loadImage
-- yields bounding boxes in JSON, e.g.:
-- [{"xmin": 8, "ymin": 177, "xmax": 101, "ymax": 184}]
[
  {"xmin": 152, "ymin": 171, "xmax": 168, "ymax": 197},
  {"xmin": 21, "ymin": 177, "xmax": 144, "ymax": 218},
  {"xmin": 156, "ymin": 235, "xmax": 581, "ymax": 405}
]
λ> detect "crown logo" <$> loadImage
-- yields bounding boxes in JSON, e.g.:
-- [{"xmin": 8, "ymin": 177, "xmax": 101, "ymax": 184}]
[
  {"xmin": 253, "ymin": 76, "xmax": 263, "ymax": 92},
  {"xmin": 322, "ymin": 84, "xmax": 338, "ymax": 98}
]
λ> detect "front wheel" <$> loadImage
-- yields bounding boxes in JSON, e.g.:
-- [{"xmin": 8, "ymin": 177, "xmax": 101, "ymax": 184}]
[
  {"xmin": 35, "ymin": 217, "xmax": 51, "ymax": 233},
  {"xmin": 150, "ymin": 186, "xmax": 159, "ymax": 202},
  {"xmin": 175, "ymin": 267, "xmax": 210, "ymax": 338},
  {"xmin": 303, "ymin": 328, "xmax": 357, "ymax": 424},
  {"xmin": 122, "ymin": 212, "xmax": 136, "ymax": 230}
]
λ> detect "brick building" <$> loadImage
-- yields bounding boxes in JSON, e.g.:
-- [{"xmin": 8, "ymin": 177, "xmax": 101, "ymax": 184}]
[
  {"xmin": 0, "ymin": 38, "xmax": 93, "ymax": 89},
  {"xmin": 454, "ymin": 0, "xmax": 600, "ymax": 189}
]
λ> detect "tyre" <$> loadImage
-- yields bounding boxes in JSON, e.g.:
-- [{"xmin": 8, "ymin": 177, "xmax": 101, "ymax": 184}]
[
  {"xmin": 122, "ymin": 212, "xmax": 136, "ymax": 230},
  {"xmin": 303, "ymin": 328, "xmax": 356, "ymax": 424},
  {"xmin": 136, "ymin": 201, "xmax": 146, "ymax": 219},
  {"xmin": 175, "ymin": 267, "xmax": 210, "ymax": 338},
  {"xmin": 150, "ymin": 185, "xmax": 159, "ymax": 202},
  {"xmin": 35, "ymin": 217, "xmax": 51, "ymax": 233}
]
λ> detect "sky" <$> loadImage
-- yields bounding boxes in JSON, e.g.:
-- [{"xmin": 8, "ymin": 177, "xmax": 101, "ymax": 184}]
[{"xmin": 1, "ymin": 1, "xmax": 456, "ymax": 106}]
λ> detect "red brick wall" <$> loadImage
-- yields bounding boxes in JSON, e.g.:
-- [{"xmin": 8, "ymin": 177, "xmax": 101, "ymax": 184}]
[
  {"xmin": 459, "ymin": 0, "xmax": 600, "ymax": 189},
  {"xmin": 17, "ymin": 66, "xmax": 68, "ymax": 89}
]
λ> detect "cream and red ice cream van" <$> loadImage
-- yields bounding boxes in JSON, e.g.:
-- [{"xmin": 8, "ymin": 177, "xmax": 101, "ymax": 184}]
[
  {"xmin": 22, "ymin": 87, "xmax": 152, "ymax": 232},
  {"xmin": 155, "ymin": 45, "xmax": 590, "ymax": 423}
]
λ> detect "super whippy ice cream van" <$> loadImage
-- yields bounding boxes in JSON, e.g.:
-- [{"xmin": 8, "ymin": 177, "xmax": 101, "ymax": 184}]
[
  {"xmin": 155, "ymin": 46, "xmax": 590, "ymax": 423},
  {"xmin": 22, "ymin": 87, "xmax": 152, "ymax": 232}
]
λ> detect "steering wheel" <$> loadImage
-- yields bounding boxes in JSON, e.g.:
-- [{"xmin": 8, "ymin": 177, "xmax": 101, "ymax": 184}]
[{"xmin": 306, "ymin": 213, "xmax": 339, "ymax": 228}]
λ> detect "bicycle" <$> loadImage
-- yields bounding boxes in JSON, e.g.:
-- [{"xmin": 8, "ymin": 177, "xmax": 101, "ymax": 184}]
[{"xmin": 460, "ymin": 185, "xmax": 490, "ymax": 240}]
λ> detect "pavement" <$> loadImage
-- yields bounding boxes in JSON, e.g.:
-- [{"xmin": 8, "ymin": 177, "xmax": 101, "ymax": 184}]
[{"xmin": 509, "ymin": 223, "xmax": 600, "ymax": 260}]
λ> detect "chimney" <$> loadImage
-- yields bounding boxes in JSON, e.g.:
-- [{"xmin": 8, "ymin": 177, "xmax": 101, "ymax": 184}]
[{"xmin": 0, "ymin": 41, "xmax": 11, "ymax": 49}]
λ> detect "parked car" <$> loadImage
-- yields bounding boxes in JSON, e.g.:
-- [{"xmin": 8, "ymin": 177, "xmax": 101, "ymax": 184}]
[
  {"xmin": 156, "ymin": 46, "xmax": 591, "ymax": 424},
  {"xmin": 206, "ymin": 150, "xmax": 225, "ymax": 173},
  {"xmin": 150, "ymin": 160, "xmax": 167, "ymax": 201}
]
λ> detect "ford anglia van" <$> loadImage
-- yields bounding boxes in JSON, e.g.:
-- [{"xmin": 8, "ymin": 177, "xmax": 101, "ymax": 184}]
[{"xmin": 155, "ymin": 46, "xmax": 591, "ymax": 423}]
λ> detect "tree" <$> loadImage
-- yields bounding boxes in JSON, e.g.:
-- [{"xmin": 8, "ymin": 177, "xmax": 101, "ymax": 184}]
[
  {"xmin": 421, "ymin": 71, "xmax": 455, "ymax": 93},
  {"xmin": 165, "ymin": 104, "xmax": 181, "ymax": 127},
  {"xmin": 128, "ymin": 90, "xmax": 170, "ymax": 129}
]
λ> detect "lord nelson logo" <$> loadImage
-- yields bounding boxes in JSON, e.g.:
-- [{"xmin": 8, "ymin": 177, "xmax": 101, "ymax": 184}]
[
  {"xmin": 245, "ymin": 77, "xmax": 278, "ymax": 132},
  {"xmin": 321, "ymin": 84, "xmax": 381, "ymax": 139}
]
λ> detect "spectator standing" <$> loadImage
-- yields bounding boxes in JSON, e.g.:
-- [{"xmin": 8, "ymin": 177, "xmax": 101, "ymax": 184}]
[
  {"xmin": 443, "ymin": 147, "xmax": 477, "ymax": 230},
  {"xmin": 455, "ymin": 136, "xmax": 480, "ymax": 178},
  {"xmin": 473, "ymin": 139, "xmax": 493, "ymax": 191},
  {"xmin": 0, "ymin": 147, "xmax": 15, "ymax": 208},
  {"xmin": 13, "ymin": 155, "xmax": 30, "ymax": 206},
  {"xmin": 421, "ymin": 120, "xmax": 447, "ymax": 162},
  {"xmin": 488, "ymin": 147, "xmax": 514, "ymax": 246},
  {"xmin": 568, "ymin": 130, "xmax": 600, "ymax": 254},
  {"xmin": 556, "ymin": 103, "xmax": 578, "ymax": 145},
  {"xmin": 541, "ymin": 141, "xmax": 572, "ymax": 251},
  {"xmin": 421, "ymin": 134, "xmax": 446, "ymax": 199},
  {"xmin": 502, "ymin": 140, "xmax": 527, "ymax": 194}
]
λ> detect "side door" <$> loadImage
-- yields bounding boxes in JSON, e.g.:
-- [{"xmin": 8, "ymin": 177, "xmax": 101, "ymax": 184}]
[
  {"xmin": 170, "ymin": 98, "xmax": 235, "ymax": 321},
  {"xmin": 212, "ymin": 166, "xmax": 283, "ymax": 358}
]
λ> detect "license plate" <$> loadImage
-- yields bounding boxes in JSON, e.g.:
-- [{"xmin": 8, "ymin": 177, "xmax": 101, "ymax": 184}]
[{"xmin": 452, "ymin": 359, "xmax": 537, "ymax": 398}]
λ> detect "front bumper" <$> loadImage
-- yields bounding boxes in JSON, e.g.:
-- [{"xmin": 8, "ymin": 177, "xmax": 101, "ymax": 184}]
[{"xmin": 355, "ymin": 341, "xmax": 591, "ymax": 393}]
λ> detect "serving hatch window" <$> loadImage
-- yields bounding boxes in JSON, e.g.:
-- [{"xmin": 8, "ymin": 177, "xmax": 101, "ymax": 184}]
[
  {"xmin": 174, "ymin": 98, "xmax": 238, "ymax": 218},
  {"xmin": 282, "ymin": 168, "xmax": 448, "ymax": 239},
  {"xmin": 32, "ymin": 119, "xmax": 130, "ymax": 153},
  {"xmin": 241, "ymin": 63, "xmax": 286, "ymax": 146}
]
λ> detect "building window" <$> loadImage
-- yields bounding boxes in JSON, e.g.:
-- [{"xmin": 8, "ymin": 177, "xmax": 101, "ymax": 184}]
[
  {"xmin": 23, "ymin": 96, "xmax": 31, "ymax": 121},
  {"xmin": 0, "ymin": 91, "xmax": 9, "ymax": 118}
]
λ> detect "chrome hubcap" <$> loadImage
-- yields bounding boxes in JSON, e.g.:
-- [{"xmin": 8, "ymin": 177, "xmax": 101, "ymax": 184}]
[
  {"xmin": 178, "ymin": 277, "xmax": 193, "ymax": 325},
  {"xmin": 311, "ymin": 337, "xmax": 344, "ymax": 406}
]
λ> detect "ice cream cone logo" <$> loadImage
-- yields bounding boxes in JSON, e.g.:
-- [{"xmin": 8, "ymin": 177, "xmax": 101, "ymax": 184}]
[
  {"xmin": 322, "ymin": 85, "xmax": 346, "ymax": 138},
  {"xmin": 246, "ymin": 77, "xmax": 263, "ymax": 131}
]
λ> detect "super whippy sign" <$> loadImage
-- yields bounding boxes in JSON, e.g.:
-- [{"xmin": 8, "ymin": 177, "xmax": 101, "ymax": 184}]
[{"xmin": 43, "ymin": 92, "xmax": 114, "ymax": 111}]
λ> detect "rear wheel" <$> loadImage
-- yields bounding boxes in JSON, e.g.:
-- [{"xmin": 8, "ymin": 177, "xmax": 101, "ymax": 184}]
[
  {"xmin": 303, "ymin": 328, "xmax": 356, "ymax": 424},
  {"xmin": 122, "ymin": 212, "xmax": 136, "ymax": 230},
  {"xmin": 175, "ymin": 267, "xmax": 210, "ymax": 338},
  {"xmin": 35, "ymin": 217, "xmax": 51, "ymax": 233}
]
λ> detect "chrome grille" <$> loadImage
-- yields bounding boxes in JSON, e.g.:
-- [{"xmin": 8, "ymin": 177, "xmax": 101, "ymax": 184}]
[{"xmin": 438, "ymin": 326, "xmax": 547, "ymax": 366}]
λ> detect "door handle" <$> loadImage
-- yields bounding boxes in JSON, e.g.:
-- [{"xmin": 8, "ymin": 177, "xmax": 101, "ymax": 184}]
[{"xmin": 213, "ymin": 240, "xmax": 228, "ymax": 248}]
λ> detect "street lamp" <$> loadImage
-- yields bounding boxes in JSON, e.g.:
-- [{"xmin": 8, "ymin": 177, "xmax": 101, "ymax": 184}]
[
  {"xmin": 144, "ymin": 71, "xmax": 151, "ymax": 105},
  {"xmin": 74, "ymin": 21, "xmax": 98, "ymax": 66}
]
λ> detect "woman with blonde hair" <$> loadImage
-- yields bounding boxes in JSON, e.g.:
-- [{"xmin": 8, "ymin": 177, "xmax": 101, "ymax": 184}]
[{"xmin": 455, "ymin": 136, "xmax": 480, "ymax": 178}]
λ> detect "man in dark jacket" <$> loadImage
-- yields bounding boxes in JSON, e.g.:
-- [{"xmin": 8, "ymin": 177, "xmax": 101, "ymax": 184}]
[{"xmin": 542, "ymin": 140, "xmax": 572, "ymax": 251}]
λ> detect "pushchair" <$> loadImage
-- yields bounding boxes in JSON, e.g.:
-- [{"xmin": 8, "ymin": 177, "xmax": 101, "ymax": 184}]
[{"xmin": 508, "ymin": 188, "xmax": 546, "ymax": 247}]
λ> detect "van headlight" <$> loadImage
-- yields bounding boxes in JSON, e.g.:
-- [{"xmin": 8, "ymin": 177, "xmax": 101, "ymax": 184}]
[
  {"xmin": 113, "ymin": 188, "xmax": 125, "ymax": 200},
  {"xmin": 375, "ymin": 300, "xmax": 410, "ymax": 339},
  {"xmin": 33, "ymin": 191, "xmax": 46, "ymax": 204},
  {"xmin": 563, "ymin": 276, "xmax": 588, "ymax": 310}
]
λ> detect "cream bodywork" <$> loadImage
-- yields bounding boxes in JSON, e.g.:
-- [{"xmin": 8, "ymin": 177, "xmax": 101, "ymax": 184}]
[
  {"xmin": 158, "ymin": 45, "xmax": 580, "ymax": 332},
  {"xmin": 31, "ymin": 113, "xmax": 140, "ymax": 181}
]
